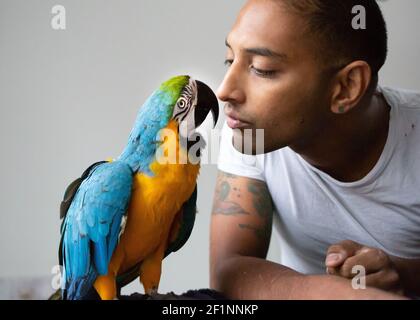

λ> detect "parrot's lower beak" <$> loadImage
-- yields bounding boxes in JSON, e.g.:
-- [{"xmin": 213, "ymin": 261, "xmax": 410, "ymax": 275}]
[{"xmin": 194, "ymin": 80, "xmax": 219, "ymax": 128}]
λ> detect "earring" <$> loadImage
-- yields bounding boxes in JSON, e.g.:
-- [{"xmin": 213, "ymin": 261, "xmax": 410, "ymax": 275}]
[{"xmin": 338, "ymin": 105, "xmax": 346, "ymax": 114}]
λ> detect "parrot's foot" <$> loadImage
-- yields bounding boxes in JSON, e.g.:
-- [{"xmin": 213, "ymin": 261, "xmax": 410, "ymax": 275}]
[
  {"xmin": 94, "ymin": 274, "xmax": 117, "ymax": 300},
  {"xmin": 139, "ymin": 251, "xmax": 164, "ymax": 298},
  {"xmin": 145, "ymin": 287, "xmax": 158, "ymax": 296}
]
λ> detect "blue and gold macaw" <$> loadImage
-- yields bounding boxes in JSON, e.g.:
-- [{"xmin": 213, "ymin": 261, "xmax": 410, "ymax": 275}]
[{"xmin": 57, "ymin": 75, "xmax": 218, "ymax": 300}]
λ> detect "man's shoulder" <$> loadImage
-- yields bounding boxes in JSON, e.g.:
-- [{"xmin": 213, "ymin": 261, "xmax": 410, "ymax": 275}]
[{"xmin": 380, "ymin": 86, "xmax": 420, "ymax": 112}]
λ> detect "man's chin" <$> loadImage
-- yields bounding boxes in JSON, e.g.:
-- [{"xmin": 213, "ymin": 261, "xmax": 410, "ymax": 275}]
[
  {"xmin": 230, "ymin": 127, "xmax": 265, "ymax": 155},
  {"xmin": 231, "ymin": 132, "xmax": 288, "ymax": 155},
  {"xmin": 230, "ymin": 138, "xmax": 267, "ymax": 156}
]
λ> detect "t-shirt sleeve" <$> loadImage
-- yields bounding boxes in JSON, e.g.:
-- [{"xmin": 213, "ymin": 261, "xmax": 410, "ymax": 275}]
[{"xmin": 217, "ymin": 122, "xmax": 265, "ymax": 181}]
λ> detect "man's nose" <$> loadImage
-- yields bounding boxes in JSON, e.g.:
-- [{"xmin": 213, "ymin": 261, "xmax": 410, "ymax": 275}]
[{"xmin": 217, "ymin": 64, "xmax": 245, "ymax": 104}]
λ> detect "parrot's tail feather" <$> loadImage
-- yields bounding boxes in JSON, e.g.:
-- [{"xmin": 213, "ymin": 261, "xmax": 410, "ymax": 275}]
[
  {"xmin": 65, "ymin": 266, "xmax": 98, "ymax": 300},
  {"xmin": 93, "ymin": 239, "xmax": 109, "ymax": 275}
]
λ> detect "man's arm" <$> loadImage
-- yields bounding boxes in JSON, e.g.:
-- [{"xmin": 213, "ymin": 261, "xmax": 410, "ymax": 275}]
[
  {"xmin": 392, "ymin": 256, "xmax": 420, "ymax": 297},
  {"xmin": 210, "ymin": 171, "xmax": 405, "ymax": 299}
]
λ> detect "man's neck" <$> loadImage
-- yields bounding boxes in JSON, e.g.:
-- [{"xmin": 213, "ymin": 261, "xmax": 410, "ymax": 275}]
[{"xmin": 290, "ymin": 91, "xmax": 391, "ymax": 183}]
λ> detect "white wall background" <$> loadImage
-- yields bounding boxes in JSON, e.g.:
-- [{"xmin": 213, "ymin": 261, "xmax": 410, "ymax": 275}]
[{"xmin": 0, "ymin": 0, "xmax": 419, "ymax": 298}]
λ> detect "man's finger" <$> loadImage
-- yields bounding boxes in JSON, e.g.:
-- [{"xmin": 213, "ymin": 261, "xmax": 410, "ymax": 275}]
[
  {"xmin": 325, "ymin": 240, "xmax": 363, "ymax": 268},
  {"xmin": 325, "ymin": 252, "xmax": 346, "ymax": 268},
  {"xmin": 337, "ymin": 248, "xmax": 389, "ymax": 278},
  {"xmin": 363, "ymin": 271, "xmax": 404, "ymax": 295},
  {"xmin": 326, "ymin": 266, "xmax": 340, "ymax": 275}
]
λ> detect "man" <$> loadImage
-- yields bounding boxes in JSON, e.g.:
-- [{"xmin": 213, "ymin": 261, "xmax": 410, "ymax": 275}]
[{"xmin": 210, "ymin": 0, "xmax": 420, "ymax": 299}]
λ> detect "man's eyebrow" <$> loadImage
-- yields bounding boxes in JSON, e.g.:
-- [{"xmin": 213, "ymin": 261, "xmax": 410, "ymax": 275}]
[
  {"xmin": 225, "ymin": 38, "xmax": 287, "ymax": 60},
  {"xmin": 245, "ymin": 47, "xmax": 288, "ymax": 60}
]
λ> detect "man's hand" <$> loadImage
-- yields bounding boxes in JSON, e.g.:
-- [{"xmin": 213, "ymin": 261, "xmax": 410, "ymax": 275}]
[{"xmin": 325, "ymin": 240, "xmax": 403, "ymax": 295}]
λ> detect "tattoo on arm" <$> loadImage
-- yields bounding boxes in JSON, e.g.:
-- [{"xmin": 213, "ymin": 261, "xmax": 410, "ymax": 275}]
[
  {"xmin": 213, "ymin": 202, "xmax": 250, "ymax": 216},
  {"xmin": 213, "ymin": 174, "xmax": 251, "ymax": 216},
  {"xmin": 248, "ymin": 183, "xmax": 273, "ymax": 220},
  {"xmin": 213, "ymin": 171, "xmax": 273, "ymax": 240}
]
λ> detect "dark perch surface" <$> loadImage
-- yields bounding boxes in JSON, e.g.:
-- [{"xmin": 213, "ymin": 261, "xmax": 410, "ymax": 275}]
[{"xmin": 120, "ymin": 289, "xmax": 228, "ymax": 300}]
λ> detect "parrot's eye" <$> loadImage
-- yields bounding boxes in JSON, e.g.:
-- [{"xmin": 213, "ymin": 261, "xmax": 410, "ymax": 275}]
[{"xmin": 178, "ymin": 98, "xmax": 187, "ymax": 109}]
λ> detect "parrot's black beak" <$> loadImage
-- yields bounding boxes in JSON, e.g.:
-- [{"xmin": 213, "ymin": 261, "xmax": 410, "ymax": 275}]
[{"xmin": 194, "ymin": 80, "xmax": 219, "ymax": 128}]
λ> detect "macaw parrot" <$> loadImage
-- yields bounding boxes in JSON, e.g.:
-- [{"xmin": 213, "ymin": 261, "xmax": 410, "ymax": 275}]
[{"xmin": 56, "ymin": 75, "xmax": 219, "ymax": 300}]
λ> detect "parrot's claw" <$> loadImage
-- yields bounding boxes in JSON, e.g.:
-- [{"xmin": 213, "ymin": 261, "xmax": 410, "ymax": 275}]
[{"xmin": 147, "ymin": 287, "xmax": 158, "ymax": 297}]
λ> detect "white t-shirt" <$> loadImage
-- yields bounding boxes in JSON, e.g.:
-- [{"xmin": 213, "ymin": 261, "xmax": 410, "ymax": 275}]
[{"xmin": 217, "ymin": 86, "xmax": 420, "ymax": 274}]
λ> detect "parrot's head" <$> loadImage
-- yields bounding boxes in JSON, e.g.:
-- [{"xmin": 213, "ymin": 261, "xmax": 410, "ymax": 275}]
[
  {"xmin": 157, "ymin": 75, "xmax": 219, "ymax": 158},
  {"xmin": 159, "ymin": 75, "xmax": 219, "ymax": 133},
  {"xmin": 119, "ymin": 75, "xmax": 219, "ymax": 172}
]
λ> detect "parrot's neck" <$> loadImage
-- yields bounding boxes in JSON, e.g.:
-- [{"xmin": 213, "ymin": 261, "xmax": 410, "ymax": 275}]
[{"xmin": 117, "ymin": 92, "xmax": 173, "ymax": 174}]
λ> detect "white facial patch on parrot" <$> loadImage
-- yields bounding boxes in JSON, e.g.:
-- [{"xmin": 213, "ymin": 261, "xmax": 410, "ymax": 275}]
[{"xmin": 173, "ymin": 78, "xmax": 198, "ymax": 139}]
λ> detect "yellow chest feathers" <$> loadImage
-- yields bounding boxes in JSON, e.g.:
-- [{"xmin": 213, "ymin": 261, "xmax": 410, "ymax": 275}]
[{"xmin": 131, "ymin": 120, "xmax": 200, "ymax": 213}]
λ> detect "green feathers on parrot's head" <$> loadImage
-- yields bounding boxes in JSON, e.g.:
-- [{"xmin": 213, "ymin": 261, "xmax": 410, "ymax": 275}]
[{"xmin": 158, "ymin": 75, "xmax": 190, "ymax": 106}]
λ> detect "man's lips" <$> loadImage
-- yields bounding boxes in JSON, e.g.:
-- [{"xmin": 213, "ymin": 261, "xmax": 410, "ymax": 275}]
[{"xmin": 225, "ymin": 114, "xmax": 252, "ymax": 129}]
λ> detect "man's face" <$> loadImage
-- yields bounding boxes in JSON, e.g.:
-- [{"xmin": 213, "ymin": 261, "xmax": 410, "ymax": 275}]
[{"xmin": 218, "ymin": 0, "xmax": 334, "ymax": 154}]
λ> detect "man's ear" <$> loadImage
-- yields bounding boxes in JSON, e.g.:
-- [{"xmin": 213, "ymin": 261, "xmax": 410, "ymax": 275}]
[{"xmin": 330, "ymin": 61, "xmax": 372, "ymax": 114}]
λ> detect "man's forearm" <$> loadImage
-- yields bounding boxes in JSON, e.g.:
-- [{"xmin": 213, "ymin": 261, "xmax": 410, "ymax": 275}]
[
  {"xmin": 391, "ymin": 256, "xmax": 420, "ymax": 297},
  {"xmin": 212, "ymin": 255, "xmax": 404, "ymax": 300}
]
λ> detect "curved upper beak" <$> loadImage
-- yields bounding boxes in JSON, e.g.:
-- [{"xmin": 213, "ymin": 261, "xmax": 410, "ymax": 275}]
[{"xmin": 194, "ymin": 80, "xmax": 219, "ymax": 128}]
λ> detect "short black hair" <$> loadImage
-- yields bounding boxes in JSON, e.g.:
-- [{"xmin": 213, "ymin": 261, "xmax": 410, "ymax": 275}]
[{"xmin": 279, "ymin": 0, "xmax": 388, "ymax": 78}]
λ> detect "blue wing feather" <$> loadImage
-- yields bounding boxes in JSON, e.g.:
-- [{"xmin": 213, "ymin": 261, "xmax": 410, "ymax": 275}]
[{"xmin": 62, "ymin": 161, "xmax": 133, "ymax": 299}]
